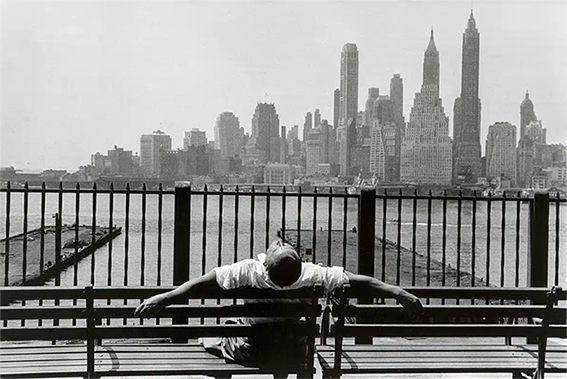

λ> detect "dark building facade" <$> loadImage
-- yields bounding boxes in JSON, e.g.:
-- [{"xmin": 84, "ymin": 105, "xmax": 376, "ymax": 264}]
[
  {"xmin": 453, "ymin": 11, "xmax": 482, "ymax": 184},
  {"xmin": 251, "ymin": 103, "xmax": 280, "ymax": 164}
]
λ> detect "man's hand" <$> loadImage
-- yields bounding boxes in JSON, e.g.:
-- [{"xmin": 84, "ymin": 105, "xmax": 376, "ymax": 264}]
[
  {"xmin": 397, "ymin": 291, "xmax": 425, "ymax": 322},
  {"xmin": 134, "ymin": 294, "xmax": 167, "ymax": 318}
]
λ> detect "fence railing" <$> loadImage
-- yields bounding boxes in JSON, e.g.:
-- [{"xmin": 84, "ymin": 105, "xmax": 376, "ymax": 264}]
[{"xmin": 0, "ymin": 182, "xmax": 565, "ymax": 290}]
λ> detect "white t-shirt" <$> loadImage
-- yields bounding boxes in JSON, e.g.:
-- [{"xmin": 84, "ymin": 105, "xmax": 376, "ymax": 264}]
[
  {"xmin": 212, "ymin": 255, "xmax": 349, "ymax": 324},
  {"xmin": 213, "ymin": 255, "xmax": 349, "ymax": 292}
]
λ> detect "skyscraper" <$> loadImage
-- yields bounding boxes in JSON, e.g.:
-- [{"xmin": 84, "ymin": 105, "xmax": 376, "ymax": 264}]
[
  {"xmin": 516, "ymin": 91, "xmax": 540, "ymax": 187},
  {"xmin": 339, "ymin": 43, "xmax": 359, "ymax": 176},
  {"xmin": 333, "ymin": 89, "xmax": 340, "ymax": 128},
  {"xmin": 251, "ymin": 103, "xmax": 280, "ymax": 164},
  {"xmin": 486, "ymin": 122, "xmax": 517, "ymax": 185},
  {"xmin": 303, "ymin": 112, "xmax": 313, "ymax": 142},
  {"xmin": 520, "ymin": 91, "xmax": 537, "ymax": 140},
  {"xmin": 400, "ymin": 30, "xmax": 452, "ymax": 185},
  {"xmin": 314, "ymin": 109, "xmax": 321, "ymax": 129},
  {"xmin": 140, "ymin": 130, "xmax": 172, "ymax": 177},
  {"xmin": 453, "ymin": 11, "xmax": 482, "ymax": 184},
  {"xmin": 390, "ymin": 74, "xmax": 404, "ymax": 129},
  {"xmin": 214, "ymin": 112, "xmax": 242, "ymax": 160},
  {"xmin": 184, "ymin": 128, "xmax": 207, "ymax": 148},
  {"xmin": 364, "ymin": 88, "xmax": 380, "ymax": 126}
]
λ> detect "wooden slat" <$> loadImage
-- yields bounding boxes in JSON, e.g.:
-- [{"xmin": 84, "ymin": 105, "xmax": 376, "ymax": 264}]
[
  {"xmin": 343, "ymin": 286, "xmax": 555, "ymax": 301},
  {"xmin": 0, "ymin": 305, "xmax": 86, "ymax": 320},
  {"xmin": 90, "ymin": 303, "xmax": 320, "ymax": 319},
  {"xmin": 338, "ymin": 304, "xmax": 567, "ymax": 322},
  {"xmin": 1, "ymin": 326, "xmax": 86, "ymax": 340},
  {"xmin": 92, "ymin": 285, "xmax": 324, "ymax": 300},
  {"xmin": 95, "ymin": 323, "xmax": 319, "ymax": 339},
  {"xmin": 0, "ymin": 287, "xmax": 85, "ymax": 303}
]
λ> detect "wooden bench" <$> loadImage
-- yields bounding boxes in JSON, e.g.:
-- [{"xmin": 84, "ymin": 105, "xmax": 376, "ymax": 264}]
[
  {"xmin": 1, "ymin": 285, "xmax": 324, "ymax": 378},
  {"xmin": 317, "ymin": 286, "xmax": 567, "ymax": 379}
]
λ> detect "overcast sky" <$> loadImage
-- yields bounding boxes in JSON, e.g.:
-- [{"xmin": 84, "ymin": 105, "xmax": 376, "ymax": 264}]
[{"xmin": 1, "ymin": 0, "xmax": 566, "ymax": 172}]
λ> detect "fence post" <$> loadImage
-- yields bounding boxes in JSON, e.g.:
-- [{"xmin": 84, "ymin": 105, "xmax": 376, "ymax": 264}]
[
  {"xmin": 173, "ymin": 186, "xmax": 191, "ymax": 285},
  {"xmin": 356, "ymin": 188, "xmax": 376, "ymax": 344},
  {"xmin": 527, "ymin": 192, "xmax": 549, "ymax": 344},
  {"xmin": 173, "ymin": 186, "xmax": 191, "ymax": 342},
  {"xmin": 528, "ymin": 192, "xmax": 549, "ymax": 289}
]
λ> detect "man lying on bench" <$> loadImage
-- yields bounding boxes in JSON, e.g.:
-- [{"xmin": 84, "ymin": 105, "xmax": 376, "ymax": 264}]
[{"xmin": 135, "ymin": 238, "xmax": 423, "ymax": 373}]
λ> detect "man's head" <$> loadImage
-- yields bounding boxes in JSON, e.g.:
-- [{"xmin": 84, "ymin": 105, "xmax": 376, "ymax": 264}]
[{"xmin": 264, "ymin": 240, "xmax": 302, "ymax": 287}]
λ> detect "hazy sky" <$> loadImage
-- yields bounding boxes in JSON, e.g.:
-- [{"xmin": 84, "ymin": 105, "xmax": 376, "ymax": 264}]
[{"xmin": 1, "ymin": 0, "xmax": 566, "ymax": 172}]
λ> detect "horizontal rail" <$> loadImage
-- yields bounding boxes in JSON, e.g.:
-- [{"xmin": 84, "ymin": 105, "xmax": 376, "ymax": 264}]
[
  {"xmin": 1, "ymin": 327, "xmax": 86, "ymax": 341},
  {"xmin": 343, "ymin": 287, "xmax": 565, "ymax": 301},
  {"xmin": 337, "ymin": 305, "xmax": 567, "ymax": 321},
  {"xmin": 332, "ymin": 324, "xmax": 565, "ymax": 338},
  {"xmin": 95, "ymin": 323, "xmax": 319, "ymax": 339},
  {"xmin": 0, "ymin": 303, "xmax": 322, "ymax": 320}
]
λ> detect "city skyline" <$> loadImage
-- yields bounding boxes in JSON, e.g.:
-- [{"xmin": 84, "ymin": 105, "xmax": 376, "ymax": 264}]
[{"xmin": 1, "ymin": 0, "xmax": 566, "ymax": 171}]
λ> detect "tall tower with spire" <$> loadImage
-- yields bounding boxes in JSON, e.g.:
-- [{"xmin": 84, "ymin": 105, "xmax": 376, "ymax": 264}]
[
  {"xmin": 453, "ymin": 11, "xmax": 482, "ymax": 184},
  {"xmin": 400, "ymin": 30, "xmax": 452, "ymax": 185},
  {"xmin": 520, "ymin": 91, "xmax": 537, "ymax": 139}
]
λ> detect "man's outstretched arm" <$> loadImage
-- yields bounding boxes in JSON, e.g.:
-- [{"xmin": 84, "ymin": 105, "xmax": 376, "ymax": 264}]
[
  {"xmin": 344, "ymin": 271, "xmax": 424, "ymax": 321},
  {"xmin": 134, "ymin": 271, "xmax": 220, "ymax": 318}
]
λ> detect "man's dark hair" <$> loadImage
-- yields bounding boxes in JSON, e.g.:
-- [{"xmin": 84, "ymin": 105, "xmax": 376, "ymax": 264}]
[{"xmin": 267, "ymin": 253, "xmax": 302, "ymax": 287}]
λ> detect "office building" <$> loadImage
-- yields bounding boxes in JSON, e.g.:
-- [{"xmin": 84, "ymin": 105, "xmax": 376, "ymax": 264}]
[
  {"xmin": 184, "ymin": 128, "xmax": 207, "ymax": 148},
  {"xmin": 364, "ymin": 88, "xmax": 380, "ymax": 126},
  {"xmin": 390, "ymin": 74, "xmax": 405, "ymax": 130},
  {"xmin": 339, "ymin": 43, "xmax": 359, "ymax": 176},
  {"xmin": 486, "ymin": 122, "xmax": 517, "ymax": 185},
  {"xmin": 251, "ymin": 103, "xmax": 280, "ymax": 164},
  {"xmin": 214, "ymin": 112, "xmax": 243, "ymax": 160},
  {"xmin": 140, "ymin": 130, "xmax": 172, "ymax": 177},
  {"xmin": 453, "ymin": 11, "xmax": 482, "ymax": 184},
  {"xmin": 401, "ymin": 30, "xmax": 452, "ymax": 185}
]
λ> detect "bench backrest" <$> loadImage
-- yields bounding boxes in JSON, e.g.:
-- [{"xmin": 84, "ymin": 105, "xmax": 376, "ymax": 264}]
[{"xmin": 328, "ymin": 286, "xmax": 566, "ymax": 376}]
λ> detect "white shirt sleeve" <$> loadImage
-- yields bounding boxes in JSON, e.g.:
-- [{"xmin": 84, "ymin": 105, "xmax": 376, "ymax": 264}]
[
  {"xmin": 297, "ymin": 263, "xmax": 349, "ymax": 292},
  {"xmin": 212, "ymin": 259, "xmax": 261, "ymax": 289}
]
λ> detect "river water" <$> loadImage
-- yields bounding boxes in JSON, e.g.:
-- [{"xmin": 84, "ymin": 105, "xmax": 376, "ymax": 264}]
[{"xmin": 1, "ymin": 192, "xmax": 565, "ymax": 288}]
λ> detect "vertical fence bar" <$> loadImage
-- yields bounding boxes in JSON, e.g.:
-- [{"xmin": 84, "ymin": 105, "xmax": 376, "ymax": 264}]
[
  {"xmin": 356, "ymin": 189, "xmax": 376, "ymax": 344},
  {"xmin": 40, "ymin": 183, "xmax": 46, "ymax": 278},
  {"xmin": 342, "ymin": 190, "xmax": 347, "ymax": 268},
  {"xmin": 91, "ymin": 183, "xmax": 97, "ymax": 285},
  {"xmin": 173, "ymin": 186, "xmax": 191, "ymax": 285},
  {"xmin": 107, "ymin": 183, "xmax": 114, "ymax": 288},
  {"xmin": 528, "ymin": 193, "xmax": 549, "ymax": 288},
  {"xmin": 381, "ymin": 190, "xmax": 387, "ymax": 283},
  {"xmin": 4, "ymin": 182, "xmax": 11, "ymax": 286},
  {"xmin": 74, "ymin": 183, "xmax": 80, "ymax": 287},
  {"xmin": 312, "ymin": 187, "xmax": 318, "ymax": 263},
  {"xmin": 218, "ymin": 185, "xmax": 224, "ymax": 267},
  {"xmin": 441, "ymin": 190, "xmax": 447, "ymax": 288},
  {"xmin": 157, "ymin": 183, "xmax": 163, "ymax": 286},
  {"xmin": 500, "ymin": 194, "xmax": 506, "ymax": 289},
  {"xmin": 295, "ymin": 186, "xmax": 303, "ymax": 253},
  {"xmin": 234, "ymin": 186, "xmax": 239, "ymax": 263},
  {"xmin": 296, "ymin": 186, "xmax": 301, "ymax": 254},
  {"xmin": 123, "ymin": 184, "xmax": 129, "ymax": 325},
  {"xmin": 456, "ymin": 191, "xmax": 462, "ymax": 292},
  {"xmin": 555, "ymin": 194, "xmax": 560, "ymax": 286},
  {"xmin": 486, "ymin": 193, "xmax": 492, "ymax": 290},
  {"xmin": 250, "ymin": 186, "xmax": 255, "ymax": 259},
  {"xmin": 412, "ymin": 190, "xmax": 417, "ymax": 286},
  {"xmin": 265, "ymin": 186, "xmax": 271, "ymax": 252},
  {"xmin": 426, "ymin": 190, "xmax": 432, "ymax": 291},
  {"xmin": 72, "ymin": 183, "xmax": 80, "ymax": 326},
  {"xmin": 282, "ymin": 186, "xmax": 286, "ymax": 238},
  {"xmin": 327, "ymin": 187, "xmax": 332, "ymax": 267},
  {"xmin": 140, "ymin": 184, "xmax": 146, "ymax": 287},
  {"xmin": 201, "ymin": 185, "xmax": 208, "ymax": 324},
  {"xmin": 515, "ymin": 192, "xmax": 521, "ymax": 288},
  {"xmin": 22, "ymin": 182, "xmax": 28, "ymax": 285},
  {"xmin": 56, "ymin": 182, "xmax": 63, "ymax": 287},
  {"xmin": 471, "ymin": 191, "xmax": 477, "ymax": 305},
  {"xmin": 396, "ymin": 190, "xmax": 402, "ymax": 286}
]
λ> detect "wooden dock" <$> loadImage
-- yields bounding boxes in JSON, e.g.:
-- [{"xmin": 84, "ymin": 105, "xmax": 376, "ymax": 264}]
[{"xmin": 0, "ymin": 225, "xmax": 121, "ymax": 286}]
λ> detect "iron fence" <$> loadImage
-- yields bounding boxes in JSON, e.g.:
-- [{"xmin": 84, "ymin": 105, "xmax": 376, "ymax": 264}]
[{"xmin": 0, "ymin": 182, "xmax": 565, "ymax": 291}]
